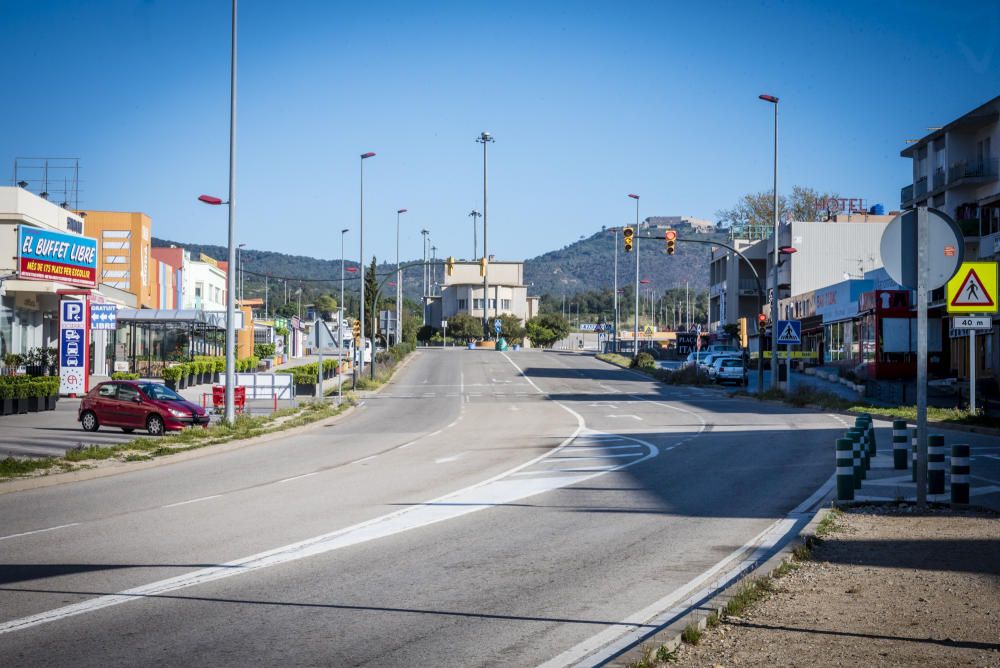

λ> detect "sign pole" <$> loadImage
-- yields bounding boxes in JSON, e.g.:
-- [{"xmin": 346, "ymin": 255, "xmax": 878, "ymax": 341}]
[
  {"xmin": 969, "ymin": 330, "xmax": 976, "ymax": 415},
  {"xmin": 916, "ymin": 206, "xmax": 928, "ymax": 509},
  {"xmin": 786, "ymin": 342, "xmax": 792, "ymax": 392}
]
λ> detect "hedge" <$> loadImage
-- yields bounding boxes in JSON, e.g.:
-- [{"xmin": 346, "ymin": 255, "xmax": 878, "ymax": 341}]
[{"xmin": 0, "ymin": 376, "xmax": 59, "ymax": 399}]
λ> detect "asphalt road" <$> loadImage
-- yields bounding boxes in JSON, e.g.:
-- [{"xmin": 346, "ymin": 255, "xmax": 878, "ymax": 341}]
[{"xmin": 0, "ymin": 349, "xmax": 985, "ymax": 666}]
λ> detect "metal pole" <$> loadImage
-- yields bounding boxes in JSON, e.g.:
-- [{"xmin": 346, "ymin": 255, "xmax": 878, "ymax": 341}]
[
  {"xmin": 359, "ymin": 157, "xmax": 366, "ymax": 376},
  {"xmin": 339, "ymin": 229, "xmax": 346, "ymax": 405},
  {"xmin": 633, "ymin": 200, "xmax": 640, "ymax": 358},
  {"xmin": 223, "ymin": 0, "xmax": 238, "ymax": 424},
  {"xmin": 916, "ymin": 206, "xmax": 929, "ymax": 508},
  {"xmin": 970, "ymin": 331, "xmax": 976, "ymax": 415},
  {"xmin": 478, "ymin": 132, "xmax": 493, "ymax": 337},
  {"xmin": 769, "ymin": 100, "xmax": 780, "ymax": 390},
  {"xmin": 613, "ymin": 228, "xmax": 619, "ymax": 352},
  {"xmin": 396, "ymin": 209, "xmax": 405, "ymax": 347}
]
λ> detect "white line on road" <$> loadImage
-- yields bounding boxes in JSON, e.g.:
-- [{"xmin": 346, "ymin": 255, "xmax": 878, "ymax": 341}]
[
  {"xmin": 162, "ymin": 495, "xmax": 222, "ymax": 509},
  {"xmin": 277, "ymin": 472, "xmax": 320, "ymax": 484},
  {"xmin": 551, "ymin": 454, "xmax": 642, "ymax": 460},
  {"xmin": 563, "ymin": 444, "xmax": 639, "ymax": 451},
  {"xmin": 352, "ymin": 455, "xmax": 378, "ymax": 464},
  {"xmin": 606, "ymin": 414, "xmax": 642, "ymax": 420},
  {"xmin": 0, "ymin": 523, "xmax": 80, "ymax": 542},
  {"xmin": 598, "ymin": 384, "xmax": 620, "ymax": 394},
  {"xmin": 434, "ymin": 453, "xmax": 465, "ymax": 464}
]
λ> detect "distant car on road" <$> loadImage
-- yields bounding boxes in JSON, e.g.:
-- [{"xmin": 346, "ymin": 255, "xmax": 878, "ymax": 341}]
[
  {"xmin": 713, "ymin": 357, "xmax": 747, "ymax": 385},
  {"xmin": 700, "ymin": 352, "xmax": 740, "ymax": 373},
  {"xmin": 79, "ymin": 381, "xmax": 209, "ymax": 436}
]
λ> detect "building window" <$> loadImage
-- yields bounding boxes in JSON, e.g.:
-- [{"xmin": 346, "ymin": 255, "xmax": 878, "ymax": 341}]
[
  {"xmin": 501, "ymin": 299, "xmax": 511, "ymax": 310},
  {"xmin": 474, "ymin": 298, "xmax": 483, "ymax": 309},
  {"xmin": 457, "ymin": 299, "xmax": 467, "ymax": 310}
]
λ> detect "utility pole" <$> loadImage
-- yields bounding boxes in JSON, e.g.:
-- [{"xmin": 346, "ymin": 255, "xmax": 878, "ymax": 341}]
[{"xmin": 477, "ymin": 132, "xmax": 494, "ymax": 337}]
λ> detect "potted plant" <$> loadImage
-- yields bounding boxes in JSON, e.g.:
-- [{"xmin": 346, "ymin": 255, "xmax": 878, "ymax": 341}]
[
  {"xmin": 46, "ymin": 377, "xmax": 59, "ymax": 410},
  {"xmin": 26, "ymin": 378, "xmax": 45, "ymax": 412},
  {"xmin": 0, "ymin": 380, "xmax": 13, "ymax": 415},
  {"xmin": 3, "ymin": 353, "xmax": 24, "ymax": 376},
  {"xmin": 186, "ymin": 362, "xmax": 197, "ymax": 388},
  {"xmin": 11, "ymin": 377, "xmax": 30, "ymax": 414},
  {"xmin": 163, "ymin": 365, "xmax": 182, "ymax": 391},
  {"xmin": 213, "ymin": 357, "xmax": 224, "ymax": 383}
]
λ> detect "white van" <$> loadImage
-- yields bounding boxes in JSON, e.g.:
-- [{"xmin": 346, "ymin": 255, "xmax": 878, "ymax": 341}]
[{"xmin": 351, "ymin": 338, "xmax": 372, "ymax": 365}]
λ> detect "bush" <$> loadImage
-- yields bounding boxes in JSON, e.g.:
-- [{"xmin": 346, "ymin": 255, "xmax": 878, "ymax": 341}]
[
  {"xmin": 111, "ymin": 372, "xmax": 140, "ymax": 380},
  {"xmin": 162, "ymin": 366, "xmax": 184, "ymax": 382},
  {"xmin": 630, "ymin": 352, "xmax": 656, "ymax": 370},
  {"xmin": 254, "ymin": 343, "xmax": 276, "ymax": 358}
]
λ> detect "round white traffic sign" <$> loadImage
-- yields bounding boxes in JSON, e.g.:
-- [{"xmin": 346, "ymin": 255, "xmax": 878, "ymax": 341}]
[{"xmin": 879, "ymin": 208, "xmax": 964, "ymax": 290}]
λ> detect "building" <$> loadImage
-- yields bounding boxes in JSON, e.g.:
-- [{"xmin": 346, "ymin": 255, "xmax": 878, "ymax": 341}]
[
  {"xmin": 150, "ymin": 246, "xmax": 227, "ymax": 311},
  {"xmin": 900, "ymin": 94, "xmax": 999, "ymax": 389},
  {"xmin": 81, "ymin": 210, "xmax": 157, "ymax": 308},
  {"xmin": 426, "ymin": 260, "xmax": 540, "ymax": 331},
  {"xmin": 645, "ymin": 215, "xmax": 716, "ymax": 234},
  {"xmin": 0, "ymin": 187, "xmax": 91, "ymax": 357}
]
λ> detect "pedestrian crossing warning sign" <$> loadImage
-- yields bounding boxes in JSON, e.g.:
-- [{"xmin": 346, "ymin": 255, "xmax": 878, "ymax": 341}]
[{"xmin": 947, "ymin": 262, "xmax": 998, "ymax": 314}]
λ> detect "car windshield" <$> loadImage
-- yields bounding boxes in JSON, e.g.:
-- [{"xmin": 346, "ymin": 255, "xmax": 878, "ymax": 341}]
[{"xmin": 139, "ymin": 383, "xmax": 184, "ymax": 402}]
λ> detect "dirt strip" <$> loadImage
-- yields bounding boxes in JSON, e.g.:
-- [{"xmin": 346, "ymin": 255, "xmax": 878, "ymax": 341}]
[{"xmin": 674, "ymin": 506, "xmax": 1000, "ymax": 668}]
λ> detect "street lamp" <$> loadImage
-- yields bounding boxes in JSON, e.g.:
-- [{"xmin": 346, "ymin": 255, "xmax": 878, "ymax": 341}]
[
  {"xmin": 469, "ymin": 209, "xmax": 482, "ymax": 260},
  {"xmin": 420, "ymin": 228, "xmax": 430, "ymax": 324},
  {"xmin": 609, "ymin": 227, "xmax": 619, "ymax": 352},
  {"xmin": 395, "ymin": 208, "xmax": 407, "ymax": 347},
  {"xmin": 339, "ymin": 228, "xmax": 348, "ymax": 405},
  {"xmin": 628, "ymin": 193, "xmax": 640, "ymax": 358},
  {"xmin": 477, "ymin": 131, "xmax": 494, "ymax": 337},
  {"xmin": 640, "ymin": 278, "xmax": 651, "ymax": 328},
  {"xmin": 237, "ymin": 243, "xmax": 246, "ymax": 304},
  {"xmin": 759, "ymin": 92, "xmax": 779, "ymax": 389},
  {"xmin": 359, "ymin": 151, "xmax": 375, "ymax": 376}
]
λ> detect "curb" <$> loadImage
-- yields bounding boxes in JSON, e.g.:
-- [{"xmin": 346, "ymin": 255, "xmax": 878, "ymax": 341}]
[{"xmin": 606, "ymin": 506, "xmax": 834, "ymax": 667}]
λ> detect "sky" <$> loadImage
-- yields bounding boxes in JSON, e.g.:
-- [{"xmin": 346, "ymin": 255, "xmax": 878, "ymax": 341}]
[{"xmin": 2, "ymin": 0, "xmax": 999, "ymax": 267}]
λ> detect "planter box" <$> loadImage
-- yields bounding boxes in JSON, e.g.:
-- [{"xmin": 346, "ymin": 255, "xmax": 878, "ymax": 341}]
[
  {"xmin": 45, "ymin": 395, "xmax": 58, "ymax": 411},
  {"xmin": 187, "ymin": 374, "xmax": 196, "ymax": 387},
  {"xmin": 165, "ymin": 379, "xmax": 178, "ymax": 391},
  {"xmin": 13, "ymin": 397, "xmax": 28, "ymax": 414},
  {"xmin": 1, "ymin": 398, "xmax": 11, "ymax": 416},
  {"xmin": 26, "ymin": 396, "xmax": 43, "ymax": 412},
  {"xmin": 295, "ymin": 382, "xmax": 316, "ymax": 397}
]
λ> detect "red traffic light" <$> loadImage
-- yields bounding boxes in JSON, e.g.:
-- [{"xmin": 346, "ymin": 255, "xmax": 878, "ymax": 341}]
[
  {"xmin": 664, "ymin": 230, "xmax": 677, "ymax": 241},
  {"xmin": 757, "ymin": 313, "xmax": 767, "ymax": 324}
]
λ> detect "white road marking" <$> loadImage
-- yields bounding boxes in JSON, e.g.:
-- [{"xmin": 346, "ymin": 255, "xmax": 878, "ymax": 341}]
[
  {"xmin": 550, "ymin": 454, "xmax": 642, "ymax": 460},
  {"xmin": 598, "ymin": 384, "xmax": 620, "ymax": 394},
  {"xmin": 606, "ymin": 414, "xmax": 642, "ymax": 420},
  {"xmin": 352, "ymin": 455, "xmax": 378, "ymax": 464},
  {"xmin": 434, "ymin": 453, "xmax": 465, "ymax": 464},
  {"xmin": 563, "ymin": 445, "xmax": 639, "ymax": 451},
  {"xmin": 162, "ymin": 495, "xmax": 222, "ymax": 509},
  {"xmin": 0, "ymin": 523, "xmax": 80, "ymax": 542},
  {"xmin": 277, "ymin": 472, "xmax": 319, "ymax": 484}
]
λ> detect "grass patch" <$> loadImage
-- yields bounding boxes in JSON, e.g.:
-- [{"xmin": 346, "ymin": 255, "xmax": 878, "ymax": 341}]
[
  {"xmin": 0, "ymin": 456, "xmax": 59, "ymax": 477},
  {"xmin": 596, "ymin": 353, "xmax": 632, "ymax": 368},
  {"xmin": 626, "ymin": 643, "xmax": 679, "ymax": 668},
  {"xmin": 680, "ymin": 622, "xmax": 702, "ymax": 645},
  {"xmin": 772, "ymin": 560, "xmax": 801, "ymax": 579},
  {"xmin": 705, "ymin": 611, "xmax": 720, "ymax": 628},
  {"xmin": 814, "ymin": 508, "xmax": 842, "ymax": 538}
]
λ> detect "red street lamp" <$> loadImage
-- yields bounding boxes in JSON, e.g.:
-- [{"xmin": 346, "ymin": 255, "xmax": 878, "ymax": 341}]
[
  {"xmin": 198, "ymin": 194, "xmax": 225, "ymax": 205},
  {"xmin": 346, "ymin": 267, "xmax": 358, "ymax": 273}
]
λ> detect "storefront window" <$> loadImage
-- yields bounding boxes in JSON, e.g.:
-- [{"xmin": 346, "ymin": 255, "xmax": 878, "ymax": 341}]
[{"xmin": 0, "ymin": 296, "xmax": 13, "ymax": 358}]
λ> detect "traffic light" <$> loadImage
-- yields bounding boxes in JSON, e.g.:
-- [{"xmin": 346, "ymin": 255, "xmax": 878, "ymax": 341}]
[
  {"xmin": 738, "ymin": 317, "xmax": 748, "ymax": 349},
  {"xmin": 757, "ymin": 313, "xmax": 767, "ymax": 328},
  {"xmin": 479, "ymin": 256, "xmax": 488, "ymax": 277},
  {"xmin": 623, "ymin": 226, "xmax": 634, "ymax": 253},
  {"xmin": 665, "ymin": 229, "xmax": 676, "ymax": 255},
  {"xmin": 446, "ymin": 256, "xmax": 455, "ymax": 277},
  {"xmin": 352, "ymin": 319, "xmax": 361, "ymax": 343}
]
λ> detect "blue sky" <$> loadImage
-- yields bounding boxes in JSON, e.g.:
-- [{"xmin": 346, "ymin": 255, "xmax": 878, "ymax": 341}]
[{"xmin": 2, "ymin": 0, "xmax": 998, "ymax": 266}]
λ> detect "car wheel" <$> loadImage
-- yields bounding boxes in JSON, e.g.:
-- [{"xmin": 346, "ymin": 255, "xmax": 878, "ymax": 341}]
[
  {"xmin": 146, "ymin": 414, "xmax": 165, "ymax": 436},
  {"xmin": 121, "ymin": 428, "xmax": 134, "ymax": 434},
  {"xmin": 81, "ymin": 410, "xmax": 99, "ymax": 432}
]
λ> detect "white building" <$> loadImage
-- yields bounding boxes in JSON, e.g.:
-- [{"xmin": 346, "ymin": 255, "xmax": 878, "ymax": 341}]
[
  {"xmin": 182, "ymin": 253, "xmax": 228, "ymax": 311},
  {"xmin": 900, "ymin": 94, "xmax": 999, "ymax": 384},
  {"xmin": 0, "ymin": 187, "xmax": 89, "ymax": 357},
  {"xmin": 426, "ymin": 260, "xmax": 540, "ymax": 330}
]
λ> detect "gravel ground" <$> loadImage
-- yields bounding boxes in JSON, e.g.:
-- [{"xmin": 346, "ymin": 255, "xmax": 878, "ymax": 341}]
[{"xmin": 674, "ymin": 506, "xmax": 1000, "ymax": 668}]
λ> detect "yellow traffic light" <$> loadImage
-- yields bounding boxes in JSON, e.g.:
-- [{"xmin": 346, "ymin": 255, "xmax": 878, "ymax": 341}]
[
  {"xmin": 479, "ymin": 256, "xmax": 488, "ymax": 277},
  {"xmin": 446, "ymin": 256, "xmax": 455, "ymax": 277},
  {"xmin": 738, "ymin": 317, "xmax": 748, "ymax": 349},
  {"xmin": 623, "ymin": 227, "xmax": 634, "ymax": 253},
  {"xmin": 352, "ymin": 319, "xmax": 361, "ymax": 343},
  {"xmin": 665, "ymin": 229, "xmax": 676, "ymax": 255}
]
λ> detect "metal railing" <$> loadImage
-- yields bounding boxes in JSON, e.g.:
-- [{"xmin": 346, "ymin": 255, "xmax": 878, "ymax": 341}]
[
  {"xmin": 949, "ymin": 158, "xmax": 998, "ymax": 184},
  {"xmin": 914, "ymin": 176, "xmax": 928, "ymax": 199},
  {"xmin": 900, "ymin": 183, "xmax": 913, "ymax": 205}
]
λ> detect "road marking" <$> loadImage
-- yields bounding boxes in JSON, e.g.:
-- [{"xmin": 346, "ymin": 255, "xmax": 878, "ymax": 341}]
[
  {"xmin": 598, "ymin": 384, "xmax": 620, "ymax": 394},
  {"xmin": 607, "ymin": 414, "xmax": 642, "ymax": 420},
  {"xmin": 277, "ymin": 472, "xmax": 319, "ymax": 484},
  {"xmin": 0, "ymin": 523, "xmax": 80, "ymax": 542},
  {"xmin": 551, "ymin": 454, "xmax": 642, "ymax": 460},
  {"xmin": 162, "ymin": 495, "xmax": 222, "ymax": 509},
  {"xmin": 563, "ymin": 444, "xmax": 639, "ymax": 451},
  {"xmin": 434, "ymin": 453, "xmax": 465, "ymax": 464},
  {"xmin": 352, "ymin": 455, "xmax": 378, "ymax": 464}
]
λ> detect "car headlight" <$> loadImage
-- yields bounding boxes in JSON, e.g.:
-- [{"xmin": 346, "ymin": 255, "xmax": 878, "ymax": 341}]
[{"xmin": 168, "ymin": 408, "xmax": 189, "ymax": 418}]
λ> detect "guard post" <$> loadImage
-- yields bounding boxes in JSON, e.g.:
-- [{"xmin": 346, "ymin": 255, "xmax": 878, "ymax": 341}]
[
  {"xmin": 848, "ymin": 429, "xmax": 863, "ymax": 490},
  {"xmin": 950, "ymin": 444, "xmax": 970, "ymax": 507},
  {"xmin": 928, "ymin": 434, "xmax": 946, "ymax": 496},
  {"xmin": 892, "ymin": 420, "xmax": 908, "ymax": 469},
  {"xmin": 836, "ymin": 438, "xmax": 854, "ymax": 502}
]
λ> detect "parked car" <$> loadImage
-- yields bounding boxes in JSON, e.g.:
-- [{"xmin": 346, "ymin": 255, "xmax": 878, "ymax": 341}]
[
  {"xmin": 79, "ymin": 381, "xmax": 210, "ymax": 436},
  {"xmin": 683, "ymin": 351, "xmax": 711, "ymax": 368},
  {"xmin": 713, "ymin": 357, "xmax": 747, "ymax": 385},
  {"xmin": 700, "ymin": 352, "xmax": 740, "ymax": 373}
]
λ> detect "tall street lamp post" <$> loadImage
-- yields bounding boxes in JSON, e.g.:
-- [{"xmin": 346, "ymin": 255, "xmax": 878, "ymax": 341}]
[
  {"xmin": 237, "ymin": 243, "xmax": 246, "ymax": 304},
  {"xmin": 477, "ymin": 131, "xmax": 494, "ymax": 337},
  {"xmin": 395, "ymin": 208, "xmax": 407, "ymax": 346},
  {"xmin": 610, "ymin": 227, "xmax": 619, "ymax": 352},
  {"xmin": 420, "ymin": 228, "xmax": 429, "ymax": 324},
  {"xmin": 339, "ymin": 228, "xmax": 348, "ymax": 404},
  {"xmin": 469, "ymin": 209, "xmax": 481, "ymax": 260},
  {"xmin": 358, "ymin": 151, "xmax": 375, "ymax": 376},
  {"xmin": 195, "ymin": 0, "xmax": 238, "ymax": 423},
  {"xmin": 628, "ymin": 194, "xmax": 640, "ymax": 358},
  {"xmin": 760, "ymin": 93, "xmax": 780, "ymax": 389}
]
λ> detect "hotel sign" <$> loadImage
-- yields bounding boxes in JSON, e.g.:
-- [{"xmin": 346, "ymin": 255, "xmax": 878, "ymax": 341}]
[{"xmin": 18, "ymin": 226, "xmax": 98, "ymax": 288}]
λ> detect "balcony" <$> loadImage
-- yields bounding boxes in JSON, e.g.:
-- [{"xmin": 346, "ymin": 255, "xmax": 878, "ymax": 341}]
[
  {"xmin": 738, "ymin": 278, "xmax": 761, "ymax": 294},
  {"xmin": 914, "ymin": 176, "xmax": 929, "ymax": 200},
  {"xmin": 900, "ymin": 183, "xmax": 914, "ymax": 207},
  {"xmin": 949, "ymin": 158, "xmax": 998, "ymax": 185},
  {"xmin": 932, "ymin": 167, "xmax": 947, "ymax": 191},
  {"xmin": 957, "ymin": 217, "xmax": 983, "ymax": 238}
]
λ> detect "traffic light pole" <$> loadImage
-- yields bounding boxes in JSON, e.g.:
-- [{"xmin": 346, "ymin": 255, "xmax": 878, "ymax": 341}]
[{"xmin": 636, "ymin": 235, "xmax": 765, "ymax": 392}]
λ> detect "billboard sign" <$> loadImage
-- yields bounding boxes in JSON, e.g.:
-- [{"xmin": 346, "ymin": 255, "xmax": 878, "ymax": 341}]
[
  {"xmin": 18, "ymin": 226, "xmax": 98, "ymax": 287},
  {"xmin": 90, "ymin": 303, "xmax": 118, "ymax": 330}
]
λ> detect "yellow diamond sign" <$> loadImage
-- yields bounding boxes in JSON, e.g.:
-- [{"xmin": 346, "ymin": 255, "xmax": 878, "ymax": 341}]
[{"xmin": 946, "ymin": 262, "xmax": 998, "ymax": 314}]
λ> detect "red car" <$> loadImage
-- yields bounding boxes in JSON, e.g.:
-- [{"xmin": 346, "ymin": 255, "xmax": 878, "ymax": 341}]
[{"xmin": 79, "ymin": 381, "xmax": 210, "ymax": 436}]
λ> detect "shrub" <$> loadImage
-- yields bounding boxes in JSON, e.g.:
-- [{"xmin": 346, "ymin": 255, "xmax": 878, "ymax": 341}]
[
  {"xmin": 162, "ymin": 366, "xmax": 184, "ymax": 382},
  {"xmin": 630, "ymin": 352, "xmax": 656, "ymax": 370},
  {"xmin": 111, "ymin": 372, "xmax": 140, "ymax": 380},
  {"xmin": 254, "ymin": 343, "xmax": 276, "ymax": 358}
]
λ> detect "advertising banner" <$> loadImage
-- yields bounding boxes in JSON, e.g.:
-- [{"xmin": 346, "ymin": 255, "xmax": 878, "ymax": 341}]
[
  {"xmin": 90, "ymin": 303, "xmax": 118, "ymax": 330},
  {"xmin": 18, "ymin": 226, "xmax": 98, "ymax": 288},
  {"xmin": 60, "ymin": 298, "xmax": 90, "ymax": 395}
]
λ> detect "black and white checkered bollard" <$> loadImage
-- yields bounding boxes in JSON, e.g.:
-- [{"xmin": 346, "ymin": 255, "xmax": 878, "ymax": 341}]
[
  {"xmin": 892, "ymin": 420, "xmax": 908, "ymax": 470},
  {"xmin": 837, "ymin": 438, "xmax": 854, "ymax": 502},
  {"xmin": 928, "ymin": 434, "xmax": 945, "ymax": 496},
  {"xmin": 911, "ymin": 427, "xmax": 918, "ymax": 483},
  {"xmin": 951, "ymin": 444, "xmax": 970, "ymax": 507},
  {"xmin": 848, "ymin": 429, "xmax": 863, "ymax": 489},
  {"xmin": 854, "ymin": 418, "xmax": 870, "ymax": 474},
  {"xmin": 864, "ymin": 415, "xmax": 877, "ymax": 456}
]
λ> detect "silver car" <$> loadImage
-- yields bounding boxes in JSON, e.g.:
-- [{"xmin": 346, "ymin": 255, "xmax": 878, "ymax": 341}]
[{"xmin": 713, "ymin": 357, "xmax": 747, "ymax": 385}]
